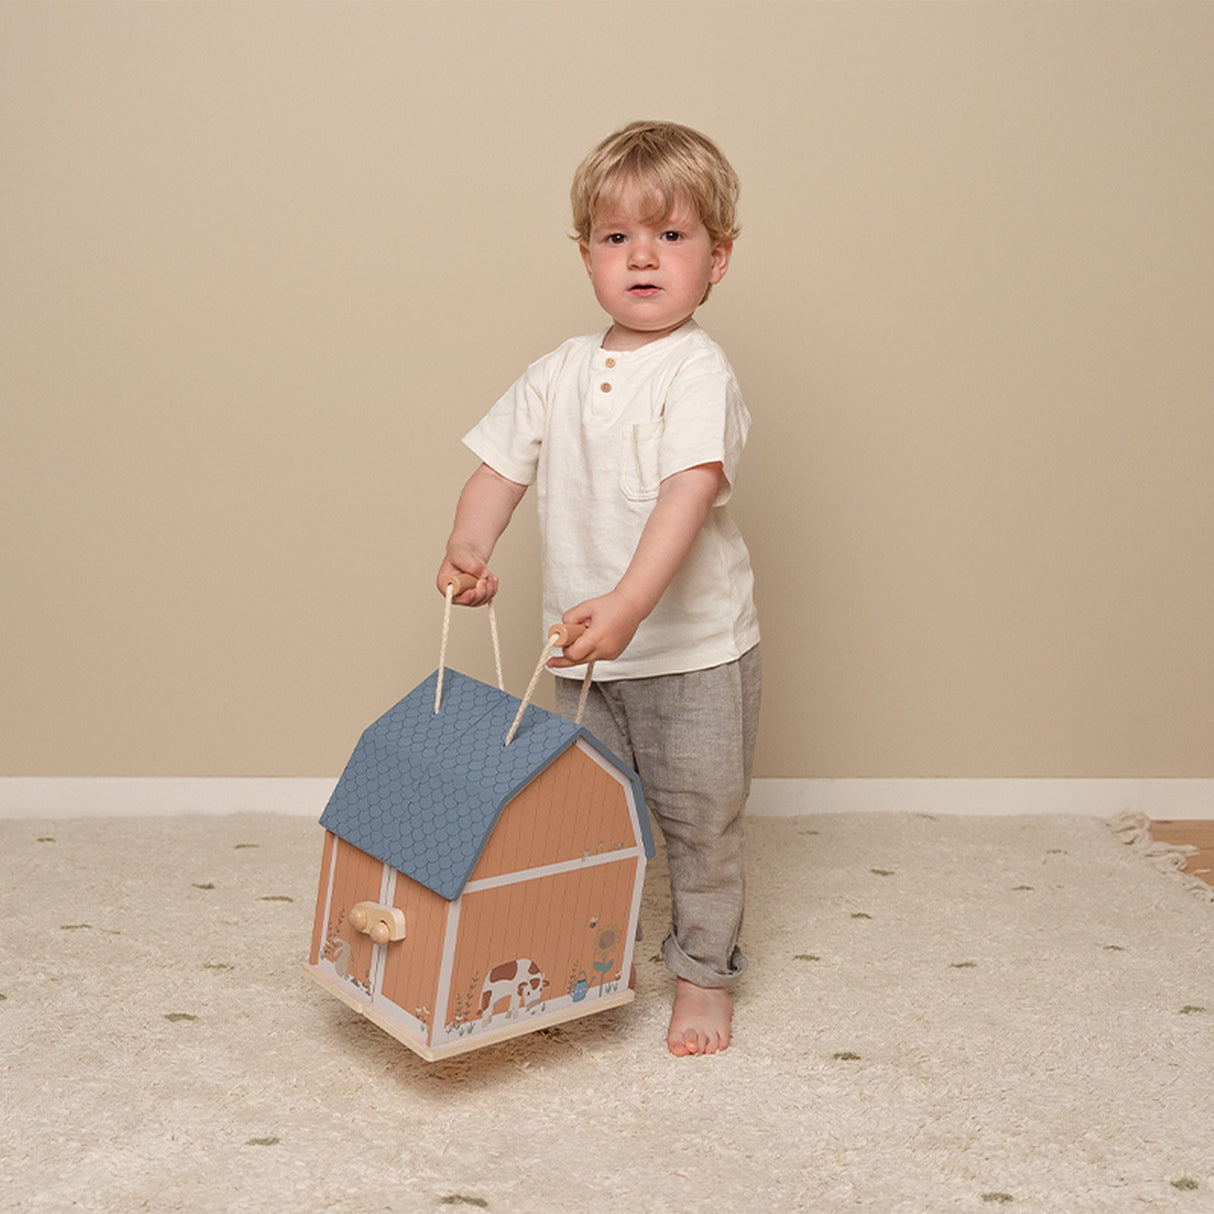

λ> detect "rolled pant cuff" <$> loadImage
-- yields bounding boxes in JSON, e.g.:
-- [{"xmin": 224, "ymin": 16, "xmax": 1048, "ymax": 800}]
[{"xmin": 661, "ymin": 932, "xmax": 747, "ymax": 989}]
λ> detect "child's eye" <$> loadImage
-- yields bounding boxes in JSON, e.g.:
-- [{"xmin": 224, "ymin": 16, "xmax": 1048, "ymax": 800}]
[
  {"xmin": 606, "ymin": 233, "xmax": 627, "ymax": 245},
  {"xmin": 660, "ymin": 230, "xmax": 683, "ymax": 242}
]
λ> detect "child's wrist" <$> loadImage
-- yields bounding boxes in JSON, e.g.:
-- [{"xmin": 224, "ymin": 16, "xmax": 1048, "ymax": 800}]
[
  {"xmin": 610, "ymin": 583, "xmax": 651, "ymax": 623},
  {"xmin": 446, "ymin": 541, "xmax": 486, "ymax": 566}
]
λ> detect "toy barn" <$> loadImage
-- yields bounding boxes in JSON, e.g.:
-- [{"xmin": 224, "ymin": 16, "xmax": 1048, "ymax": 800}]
[{"xmin": 306, "ymin": 667, "xmax": 654, "ymax": 1061}]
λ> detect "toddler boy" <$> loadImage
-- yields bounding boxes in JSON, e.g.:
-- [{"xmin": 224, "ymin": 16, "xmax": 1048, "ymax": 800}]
[{"xmin": 437, "ymin": 120, "xmax": 760, "ymax": 1056}]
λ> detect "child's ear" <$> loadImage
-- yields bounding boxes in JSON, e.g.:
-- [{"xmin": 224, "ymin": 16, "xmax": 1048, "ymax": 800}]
[
  {"xmin": 709, "ymin": 240, "xmax": 733, "ymax": 285},
  {"xmin": 579, "ymin": 241, "xmax": 593, "ymax": 277}
]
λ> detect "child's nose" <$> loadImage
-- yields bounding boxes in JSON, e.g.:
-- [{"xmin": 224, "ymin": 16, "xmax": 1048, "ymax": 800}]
[{"xmin": 628, "ymin": 239, "xmax": 658, "ymax": 268}]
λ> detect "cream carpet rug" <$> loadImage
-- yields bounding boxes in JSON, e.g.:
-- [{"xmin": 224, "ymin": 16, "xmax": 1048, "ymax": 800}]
[{"xmin": 2, "ymin": 811, "xmax": 1211, "ymax": 1213}]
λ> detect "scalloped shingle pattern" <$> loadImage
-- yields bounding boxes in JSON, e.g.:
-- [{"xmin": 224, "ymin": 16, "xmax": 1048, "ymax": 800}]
[{"xmin": 320, "ymin": 669, "xmax": 646, "ymax": 900}]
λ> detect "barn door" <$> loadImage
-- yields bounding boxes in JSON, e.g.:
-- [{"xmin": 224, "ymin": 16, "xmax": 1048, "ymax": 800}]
[{"xmin": 317, "ymin": 836, "xmax": 392, "ymax": 1001}]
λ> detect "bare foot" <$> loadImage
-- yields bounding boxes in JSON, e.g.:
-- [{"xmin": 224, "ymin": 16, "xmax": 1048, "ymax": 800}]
[{"xmin": 667, "ymin": 978, "xmax": 733, "ymax": 1056}]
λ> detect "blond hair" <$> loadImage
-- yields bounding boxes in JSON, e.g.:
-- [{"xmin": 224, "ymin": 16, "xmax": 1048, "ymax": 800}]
[{"xmin": 570, "ymin": 120, "xmax": 740, "ymax": 246}]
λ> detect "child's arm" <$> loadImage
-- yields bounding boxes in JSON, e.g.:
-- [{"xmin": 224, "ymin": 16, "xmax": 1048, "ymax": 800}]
[
  {"xmin": 437, "ymin": 463, "xmax": 528, "ymax": 606},
  {"xmin": 548, "ymin": 461, "xmax": 723, "ymax": 667}
]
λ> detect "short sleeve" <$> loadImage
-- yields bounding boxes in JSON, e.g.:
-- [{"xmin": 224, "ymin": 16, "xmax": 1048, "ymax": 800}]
[
  {"xmin": 658, "ymin": 363, "xmax": 751, "ymax": 506},
  {"xmin": 462, "ymin": 364, "xmax": 548, "ymax": 487}
]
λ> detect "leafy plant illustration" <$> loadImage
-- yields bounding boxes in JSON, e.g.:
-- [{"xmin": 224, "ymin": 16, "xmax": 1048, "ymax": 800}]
[
  {"xmin": 446, "ymin": 969, "xmax": 482, "ymax": 1036},
  {"xmin": 592, "ymin": 924, "xmax": 619, "ymax": 996},
  {"xmin": 323, "ymin": 909, "xmax": 346, "ymax": 962}
]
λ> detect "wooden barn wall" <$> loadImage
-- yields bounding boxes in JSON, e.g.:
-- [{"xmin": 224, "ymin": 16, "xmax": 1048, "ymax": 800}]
[
  {"xmin": 309, "ymin": 829, "xmax": 337, "ymax": 966},
  {"xmin": 468, "ymin": 747, "xmax": 636, "ymax": 884},
  {"xmin": 318, "ymin": 836, "xmax": 384, "ymax": 995},
  {"xmin": 378, "ymin": 874, "xmax": 450, "ymax": 1034},
  {"xmin": 443, "ymin": 858, "xmax": 640, "ymax": 1034}
]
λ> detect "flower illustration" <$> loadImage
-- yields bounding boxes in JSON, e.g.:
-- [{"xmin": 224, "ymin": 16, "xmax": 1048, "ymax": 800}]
[{"xmin": 592, "ymin": 923, "xmax": 620, "ymax": 995}]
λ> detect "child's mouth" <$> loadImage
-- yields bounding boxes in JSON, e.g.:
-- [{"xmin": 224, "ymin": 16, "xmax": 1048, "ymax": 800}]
[{"xmin": 629, "ymin": 284, "xmax": 660, "ymax": 296}]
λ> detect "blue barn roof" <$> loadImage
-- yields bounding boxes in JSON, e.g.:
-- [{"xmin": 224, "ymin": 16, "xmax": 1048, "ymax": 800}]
[{"xmin": 320, "ymin": 669, "xmax": 652, "ymax": 901}]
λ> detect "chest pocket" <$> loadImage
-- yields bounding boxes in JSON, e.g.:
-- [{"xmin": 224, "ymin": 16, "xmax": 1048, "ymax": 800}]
[{"xmin": 620, "ymin": 419, "xmax": 665, "ymax": 502}]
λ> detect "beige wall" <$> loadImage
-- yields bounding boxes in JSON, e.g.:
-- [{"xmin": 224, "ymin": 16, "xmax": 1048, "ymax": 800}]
[{"xmin": 3, "ymin": 1, "xmax": 1211, "ymax": 778}]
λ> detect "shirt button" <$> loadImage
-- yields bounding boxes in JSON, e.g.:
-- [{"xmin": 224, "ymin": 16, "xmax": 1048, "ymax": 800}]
[
  {"xmin": 605, "ymin": 357, "xmax": 617, "ymax": 368},
  {"xmin": 600, "ymin": 382, "xmax": 612, "ymax": 393}
]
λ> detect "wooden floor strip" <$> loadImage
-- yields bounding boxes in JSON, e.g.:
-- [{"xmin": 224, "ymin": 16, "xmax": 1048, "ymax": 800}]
[{"xmin": 1148, "ymin": 819, "xmax": 1214, "ymax": 887}]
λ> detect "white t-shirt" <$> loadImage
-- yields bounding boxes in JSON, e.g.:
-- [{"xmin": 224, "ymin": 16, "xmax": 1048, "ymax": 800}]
[{"xmin": 463, "ymin": 320, "xmax": 760, "ymax": 681}]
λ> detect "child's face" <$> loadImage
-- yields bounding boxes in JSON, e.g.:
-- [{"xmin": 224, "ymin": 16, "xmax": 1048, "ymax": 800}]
[{"xmin": 580, "ymin": 182, "xmax": 731, "ymax": 351}]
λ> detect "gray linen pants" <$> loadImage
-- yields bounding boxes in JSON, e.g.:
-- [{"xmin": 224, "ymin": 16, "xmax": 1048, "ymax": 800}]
[{"xmin": 554, "ymin": 645, "xmax": 761, "ymax": 988}]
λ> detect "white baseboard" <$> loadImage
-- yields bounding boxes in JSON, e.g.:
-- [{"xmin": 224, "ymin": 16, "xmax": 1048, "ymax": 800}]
[
  {"xmin": 747, "ymin": 778, "xmax": 1214, "ymax": 819},
  {"xmin": 0, "ymin": 777, "xmax": 1211, "ymax": 820},
  {"xmin": 0, "ymin": 777, "xmax": 338, "ymax": 819}
]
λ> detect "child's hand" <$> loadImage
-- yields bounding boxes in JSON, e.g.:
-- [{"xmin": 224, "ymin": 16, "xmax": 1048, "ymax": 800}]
[
  {"xmin": 436, "ymin": 548, "xmax": 498, "ymax": 607},
  {"xmin": 438, "ymin": 464, "xmax": 526, "ymax": 607},
  {"xmin": 547, "ymin": 591, "xmax": 644, "ymax": 667}
]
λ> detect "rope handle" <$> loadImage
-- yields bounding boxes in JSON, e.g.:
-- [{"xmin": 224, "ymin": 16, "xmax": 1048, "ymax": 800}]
[
  {"xmin": 435, "ymin": 575, "xmax": 594, "ymax": 745},
  {"xmin": 435, "ymin": 574, "xmax": 503, "ymax": 714},
  {"xmin": 504, "ymin": 621, "xmax": 594, "ymax": 747}
]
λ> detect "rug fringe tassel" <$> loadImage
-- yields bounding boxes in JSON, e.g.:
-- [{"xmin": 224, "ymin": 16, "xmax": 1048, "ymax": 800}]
[{"xmin": 1109, "ymin": 812, "xmax": 1214, "ymax": 903}]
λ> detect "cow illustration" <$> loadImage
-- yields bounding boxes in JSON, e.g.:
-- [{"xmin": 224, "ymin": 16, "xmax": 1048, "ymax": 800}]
[{"xmin": 478, "ymin": 958, "xmax": 549, "ymax": 1024}]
